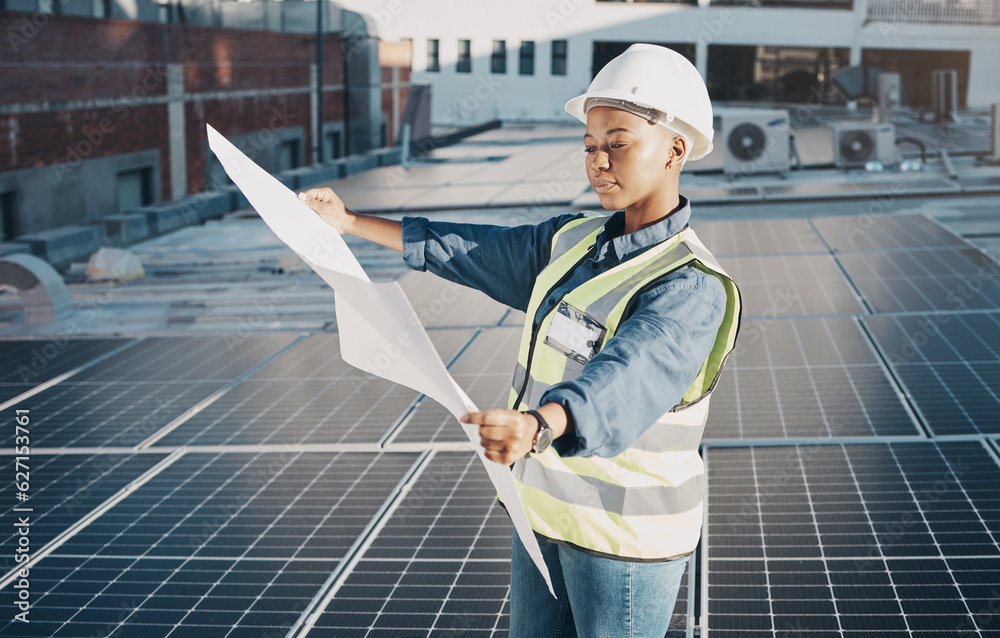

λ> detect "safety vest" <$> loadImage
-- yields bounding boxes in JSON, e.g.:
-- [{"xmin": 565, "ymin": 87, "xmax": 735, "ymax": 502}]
[{"xmin": 507, "ymin": 214, "xmax": 741, "ymax": 561}]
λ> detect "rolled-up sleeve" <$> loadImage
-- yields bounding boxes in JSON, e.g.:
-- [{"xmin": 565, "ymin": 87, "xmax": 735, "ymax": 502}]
[
  {"xmin": 541, "ymin": 267, "xmax": 727, "ymax": 458},
  {"xmin": 402, "ymin": 214, "xmax": 584, "ymax": 311}
]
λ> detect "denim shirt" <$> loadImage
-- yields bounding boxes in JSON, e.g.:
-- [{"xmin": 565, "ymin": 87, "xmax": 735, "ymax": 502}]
[{"xmin": 402, "ymin": 195, "xmax": 727, "ymax": 458}]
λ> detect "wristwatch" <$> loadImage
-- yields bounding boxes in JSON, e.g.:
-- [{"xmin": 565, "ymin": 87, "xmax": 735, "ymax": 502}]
[{"xmin": 523, "ymin": 409, "xmax": 553, "ymax": 455}]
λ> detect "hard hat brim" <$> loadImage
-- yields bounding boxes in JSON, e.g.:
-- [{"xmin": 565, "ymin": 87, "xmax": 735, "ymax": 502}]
[{"xmin": 565, "ymin": 89, "xmax": 714, "ymax": 161}]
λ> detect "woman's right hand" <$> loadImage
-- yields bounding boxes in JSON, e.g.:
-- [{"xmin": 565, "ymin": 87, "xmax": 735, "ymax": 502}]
[{"xmin": 298, "ymin": 187, "xmax": 353, "ymax": 234}]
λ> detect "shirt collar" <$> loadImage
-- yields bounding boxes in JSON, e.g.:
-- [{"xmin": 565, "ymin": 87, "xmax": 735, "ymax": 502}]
[{"xmin": 593, "ymin": 194, "xmax": 692, "ymax": 262}]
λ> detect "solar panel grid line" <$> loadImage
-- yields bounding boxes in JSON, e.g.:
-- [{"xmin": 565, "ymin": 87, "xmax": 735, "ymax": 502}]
[
  {"xmin": 379, "ymin": 452, "xmax": 478, "ymax": 633},
  {"xmin": 377, "ymin": 327, "xmax": 484, "ymax": 448},
  {"xmin": 863, "ymin": 312, "xmax": 1000, "ymax": 437},
  {"xmin": 985, "ymin": 438, "xmax": 1000, "ymax": 467},
  {"xmin": 426, "ymin": 479, "xmax": 497, "ymax": 635},
  {"xmin": 29, "ymin": 441, "xmax": 475, "ymax": 456},
  {"xmin": 791, "ymin": 448, "xmax": 846, "ymax": 635},
  {"xmin": 925, "ymin": 444, "xmax": 1000, "ymax": 552},
  {"xmin": 922, "ymin": 211, "xmax": 999, "ymax": 254},
  {"xmin": 277, "ymin": 451, "xmax": 435, "ymax": 638},
  {"xmin": 164, "ymin": 369, "xmax": 361, "ymax": 448},
  {"xmin": 883, "ymin": 445, "xmax": 985, "ymax": 633},
  {"xmin": 189, "ymin": 451, "xmax": 340, "ymax": 562},
  {"xmin": 852, "ymin": 317, "xmax": 931, "ymax": 439},
  {"xmin": 0, "ymin": 449, "xmax": 187, "ymax": 591},
  {"xmin": 806, "ymin": 216, "xmax": 877, "ymax": 316},
  {"xmin": 749, "ymin": 448, "xmax": 775, "ymax": 635},
  {"xmin": 0, "ymin": 338, "xmax": 142, "ymax": 412},
  {"xmin": 0, "ymin": 453, "xmax": 168, "ymax": 555},
  {"xmin": 837, "ymin": 445, "xmax": 913, "ymax": 634},
  {"xmin": 101, "ymin": 450, "xmax": 299, "ymax": 560},
  {"xmin": 288, "ymin": 451, "xmax": 439, "ymax": 638},
  {"xmin": 135, "ymin": 334, "xmax": 310, "ymax": 449}
]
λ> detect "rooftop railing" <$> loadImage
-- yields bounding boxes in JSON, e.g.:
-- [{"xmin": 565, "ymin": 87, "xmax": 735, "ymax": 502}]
[{"xmin": 867, "ymin": 0, "xmax": 1000, "ymax": 24}]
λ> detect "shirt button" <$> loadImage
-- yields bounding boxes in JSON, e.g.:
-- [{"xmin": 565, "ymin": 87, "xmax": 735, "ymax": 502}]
[{"xmin": 547, "ymin": 299, "xmax": 556, "ymax": 306}]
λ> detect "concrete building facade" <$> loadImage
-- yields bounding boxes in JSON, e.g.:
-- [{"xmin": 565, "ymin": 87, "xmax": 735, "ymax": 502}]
[{"xmin": 334, "ymin": 0, "xmax": 999, "ymax": 126}]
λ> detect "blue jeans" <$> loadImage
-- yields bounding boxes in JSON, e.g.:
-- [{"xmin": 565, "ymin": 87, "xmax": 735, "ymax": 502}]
[{"xmin": 509, "ymin": 531, "xmax": 688, "ymax": 638}]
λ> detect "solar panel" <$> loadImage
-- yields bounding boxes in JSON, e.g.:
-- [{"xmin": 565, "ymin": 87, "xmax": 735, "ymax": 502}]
[
  {"xmin": 154, "ymin": 330, "xmax": 474, "ymax": 447},
  {"xmin": 704, "ymin": 442, "xmax": 1000, "ymax": 635},
  {"xmin": 864, "ymin": 312, "xmax": 1000, "ymax": 436},
  {"xmin": 0, "ymin": 336, "xmax": 298, "ymax": 449},
  {"xmin": 715, "ymin": 253, "xmax": 867, "ymax": 317},
  {"xmin": 79, "ymin": 335, "xmax": 296, "ymax": 382},
  {"xmin": 396, "ymin": 271, "xmax": 510, "ymax": 328},
  {"xmin": 52, "ymin": 452, "xmax": 419, "ymax": 560},
  {"xmin": 391, "ymin": 328, "xmax": 520, "ymax": 444},
  {"xmin": 306, "ymin": 452, "xmax": 691, "ymax": 638},
  {"xmin": 705, "ymin": 317, "xmax": 921, "ymax": 440},
  {"xmin": 812, "ymin": 213, "xmax": 968, "ymax": 253},
  {"xmin": 694, "ymin": 218, "xmax": 828, "ymax": 257},
  {"xmin": 0, "ymin": 554, "xmax": 338, "ymax": 637},
  {"xmin": 837, "ymin": 248, "xmax": 1000, "ymax": 313},
  {"xmin": 0, "ymin": 337, "xmax": 134, "ymax": 403},
  {"xmin": 0, "ymin": 453, "xmax": 167, "ymax": 551},
  {"xmin": 0, "ymin": 452, "xmax": 420, "ymax": 635}
]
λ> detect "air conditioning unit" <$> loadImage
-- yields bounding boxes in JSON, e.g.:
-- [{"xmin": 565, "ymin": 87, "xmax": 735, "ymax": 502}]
[
  {"xmin": 830, "ymin": 122, "xmax": 897, "ymax": 168},
  {"xmin": 719, "ymin": 109, "xmax": 790, "ymax": 176}
]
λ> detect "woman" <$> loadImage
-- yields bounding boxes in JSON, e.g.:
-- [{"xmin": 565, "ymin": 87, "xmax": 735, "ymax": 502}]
[{"xmin": 300, "ymin": 43, "xmax": 741, "ymax": 638}]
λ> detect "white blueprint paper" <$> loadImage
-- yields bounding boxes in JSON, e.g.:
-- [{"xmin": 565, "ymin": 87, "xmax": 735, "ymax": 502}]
[{"xmin": 206, "ymin": 125, "xmax": 555, "ymax": 596}]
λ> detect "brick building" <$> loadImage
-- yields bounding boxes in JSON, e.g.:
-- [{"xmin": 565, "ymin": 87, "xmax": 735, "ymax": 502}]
[{"xmin": 0, "ymin": 8, "xmax": 411, "ymax": 238}]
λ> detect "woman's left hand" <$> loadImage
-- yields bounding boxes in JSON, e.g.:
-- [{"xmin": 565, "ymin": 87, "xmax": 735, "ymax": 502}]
[{"xmin": 461, "ymin": 409, "xmax": 537, "ymax": 465}]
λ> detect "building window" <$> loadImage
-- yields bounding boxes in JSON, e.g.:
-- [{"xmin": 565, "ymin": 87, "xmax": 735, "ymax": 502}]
[
  {"xmin": 707, "ymin": 45, "xmax": 850, "ymax": 103},
  {"xmin": 117, "ymin": 168, "xmax": 153, "ymax": 213},
  {"xmin": 93, "ymin": 0, "xmax": 111, "ymax": 18},
  {"xmin": 0, "ymin": 192, "xmax": 18, "ymax": 241},
  {"xmin": 325, "ymin": 131, "xmax": 342, "ymax": 160},
  {"xmin": 551, "ymin": 40, "xmax": 568, "ymax": 76},
  {"xmin": 278, "ymin": 140, "xmax": 301, "ymax": 172},
  {"xmin": 519, "ymin": 40, "xmax": 535, "ymax": 76},
  {"xmin": 427, "ymin": 39, "xmax": 440, "ymax": 73},
  {"xmin": 37, "ymin": 0, "xmax": 59, "ymax": 14},
  {"xmin": 457, "ymin": 39, "xmax": 472, "ymax": 73},
  {"xmin": 491, "ymin": 40, "xmax": 506, "ymax": 74}
]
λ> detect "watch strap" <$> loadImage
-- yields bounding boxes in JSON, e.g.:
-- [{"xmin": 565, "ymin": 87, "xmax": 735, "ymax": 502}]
[{"xmin": 523, "ymin": 409, "xmax": 550, "ymax": 453}]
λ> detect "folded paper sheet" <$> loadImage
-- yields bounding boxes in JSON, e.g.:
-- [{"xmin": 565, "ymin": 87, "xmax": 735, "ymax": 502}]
[{"xmin": 206, "ymin": 125, "xmax": 555, "ymax": 596}]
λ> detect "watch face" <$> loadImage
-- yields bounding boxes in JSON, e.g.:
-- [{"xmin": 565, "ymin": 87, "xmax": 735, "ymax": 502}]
[{"xmin": 534, "ymin": 428, "xmax": 554, "ymax": 454}]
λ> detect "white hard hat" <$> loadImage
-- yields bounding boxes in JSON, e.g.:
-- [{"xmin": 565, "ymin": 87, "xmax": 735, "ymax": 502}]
[{"xmin": 565, "ymin": 43, "xmax": 714, "ymax": 163}]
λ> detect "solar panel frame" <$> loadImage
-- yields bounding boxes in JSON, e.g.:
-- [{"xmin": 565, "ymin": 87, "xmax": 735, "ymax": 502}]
[
  {"xmin": 153, "ymin": 330, "xmax": 476, "ymax": 447},
  {"xmin": 305, "ymin": 451, "xmax": 694, "ymax": 638},
  {"xmin": 703, "ymin": 442, "xmax": 1000, "ymax": 636},
  {"xmin": 836, "ymin": 247, "xmax": 1000, "ymax": 313},
  {"xmin": 693, "ymin": 218, "xmax": 829, "ymax": 257},
  {"xmin": 0, "ymin": 338, "xmax": 135, "ymax": 401},
  {"xmin": 705, "ymin": 316, "xmax": 922, "ymax": 441},
  {"xmin": 863, "ymin": 312, "xmax": 1000, "ymax": 436},
  {"xmin": 715, "ymin": 253, "xmax": 868, "ymax": 317},
  {"xmin": 391, "ymin": 327, "xmax": 521, "ymax": 445},
  {"xmin": 0, "ymin": 453, "xmax": 168, "ymax": 558},
  {"xmin": 811, "ymin": 213, "xmax": 970, "ymax": 253}
]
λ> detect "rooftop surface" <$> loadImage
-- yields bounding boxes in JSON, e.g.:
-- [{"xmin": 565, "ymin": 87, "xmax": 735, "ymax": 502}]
[{"xmin": 1, "ymin": 114, "xmax": 999, "ymax": 637}]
